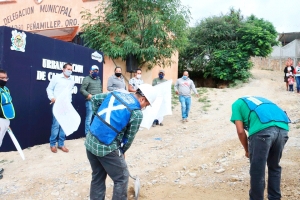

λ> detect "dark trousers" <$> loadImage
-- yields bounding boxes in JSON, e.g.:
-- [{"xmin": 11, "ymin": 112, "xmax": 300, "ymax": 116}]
[
  {"xmin": 86, "ymin": 149, "xmax": 129, "ymax": 200},
  {"xmin": 248, "ymin": 126, "xmax": 288, "ymax": 200},
  {"xmin": 288, "ymin": 84, "xmax": 293, "ymax": 91}
]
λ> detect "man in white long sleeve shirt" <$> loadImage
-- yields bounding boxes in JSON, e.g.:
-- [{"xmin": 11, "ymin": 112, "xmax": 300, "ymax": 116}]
[
  {"xmin": 174, "ymin": 71, "xmax": 198, "ymax": 123},
  {"xmin": 46, "ymin": 63, "xmax": 75, "ymax": 153}
]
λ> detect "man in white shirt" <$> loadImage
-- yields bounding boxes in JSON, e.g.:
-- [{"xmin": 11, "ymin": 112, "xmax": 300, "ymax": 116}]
[
  {"xmin": 128, "ymin": 68, "xmax": 143, "ymax": 92},
  {"xmin": 46, "ymin": 63, "xmax": 75, "ymax": 153}
]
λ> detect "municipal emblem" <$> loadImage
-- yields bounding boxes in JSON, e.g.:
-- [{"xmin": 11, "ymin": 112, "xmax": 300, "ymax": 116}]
[
  {"xmin": 91, "ymin": 51, "xmax": 103, "ymax": 63},
  {"xmin": 10, "ymin": 30, "xmax": 26, "ymax": 52}
]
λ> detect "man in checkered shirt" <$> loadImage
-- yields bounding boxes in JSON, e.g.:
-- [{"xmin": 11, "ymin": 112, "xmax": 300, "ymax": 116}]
[{"xmin": 85, "ymin": 84, "xmax": 156, "ymax": 200}]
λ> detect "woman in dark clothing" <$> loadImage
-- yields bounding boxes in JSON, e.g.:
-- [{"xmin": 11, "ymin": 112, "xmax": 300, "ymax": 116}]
[{"xmin": 284, "ymin": 60, "xmax": 294, "ymax": 91}]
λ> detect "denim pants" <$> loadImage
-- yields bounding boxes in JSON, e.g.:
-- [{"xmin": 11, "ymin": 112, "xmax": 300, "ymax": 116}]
[
  {"xmin": 86, "ymin": 149, "xmax": 129, "ymax": 200},
  {"xmin": 248, "ymin": 126, "xmax": 288, "ymax": 200},
  {"xmin": 49, "ymin": 113, "xmax": 66, "ymax": 147},
  {"xmin": 179, "ymin": 95, "xmax": 191, "ymax": 119},
  {"xmin": 85, "ymin": 100, "xmax": 93, "ymax": 134},
  {"xmin": 295, "ymin": 76, "xmax": 300, "ymax": 92}
]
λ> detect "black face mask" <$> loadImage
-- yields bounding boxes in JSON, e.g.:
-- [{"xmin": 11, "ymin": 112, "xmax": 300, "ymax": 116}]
[
  {"xmin": 0, "ymin": 80, "xmax": 7, "ymax": 87},
  {"xmin": 115, "ymin": 73, "xmax": 122, "ymax": 77}
]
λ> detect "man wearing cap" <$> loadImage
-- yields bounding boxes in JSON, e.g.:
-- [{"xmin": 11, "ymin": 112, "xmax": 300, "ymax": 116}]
[
  {"xmin": 128, "ymin": 68, "xmax": 143, "ymax": 93},
  {"xmin": 230, "ymin": 96, "xmax": 289, "ymax": 200},
  {"xmin": 152, "ymin": 69, "xmax": 167, "ymax": 127},
  {"xmin": 152, "ymin": 69, "xmax": 167, "ymax": 86},
  {"xmin": 174, "ymin": 71, "xmax": 199, "ymax": 123},
  {"xmin": 85, "ymin": 84, "xmax": 156, "ymax": 200},
  {"xmin": 80, "ymin": 65, "xmax": 102, "ymax": 135}
]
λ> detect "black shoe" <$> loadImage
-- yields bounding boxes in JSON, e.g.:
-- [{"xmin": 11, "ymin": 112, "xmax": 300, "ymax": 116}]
[
  {"xmin": 0, "ymin": 174, "xmax": 3, "ymax": 179},
  {"xmin": 0, "ymin": 168, "xmax": 3, "ymax": 174}
]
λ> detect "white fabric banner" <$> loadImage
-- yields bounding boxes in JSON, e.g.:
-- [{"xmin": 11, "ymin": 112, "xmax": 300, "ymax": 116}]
[
  {"xmin": 53, "ymin": 85, "xmax": 81, "ymax": 136},
  {"xmin": 140, "ymin": 80, "xmax": 173, "ymax": 129}
]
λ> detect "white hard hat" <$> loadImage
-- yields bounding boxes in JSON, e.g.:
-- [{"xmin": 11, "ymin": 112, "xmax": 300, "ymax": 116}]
[{"xmin": 137, "ymin": 84, "xmax": 157, "ymax": 106}]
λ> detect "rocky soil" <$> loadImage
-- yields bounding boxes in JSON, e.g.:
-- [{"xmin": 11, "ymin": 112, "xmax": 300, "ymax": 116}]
[{"xmin": 0, "ymin": 68, "xmax": 299, "ymax": 200}]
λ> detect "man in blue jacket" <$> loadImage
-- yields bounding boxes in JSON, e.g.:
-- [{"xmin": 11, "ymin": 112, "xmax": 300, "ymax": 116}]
[{"xmin": 85, "ymin": 84, "xmax": 157, "ymax": 200}]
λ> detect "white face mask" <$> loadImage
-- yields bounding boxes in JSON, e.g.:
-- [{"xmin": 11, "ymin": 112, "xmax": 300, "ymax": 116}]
[
  {"xmin": 136, "ymin": 74, "xmax": 142, "ymax": 79},
  {"xmin": 63, "ymin": 70, "xmax": 72, "ymax": 77}
]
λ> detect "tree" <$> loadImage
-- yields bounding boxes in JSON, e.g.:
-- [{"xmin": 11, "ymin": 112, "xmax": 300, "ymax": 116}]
[
  {"xmin": 179, "ymin": 8, "xmax": 278, "ymax": 82},
  {"xmin": 80, "ymin": 0, "xmax": 190, "ymax": 69}
]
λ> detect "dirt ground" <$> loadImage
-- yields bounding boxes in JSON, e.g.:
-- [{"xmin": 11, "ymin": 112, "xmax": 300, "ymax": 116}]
[{"xmin": 0, "ymin": 68, "xmax": 299, "ymax": 200}]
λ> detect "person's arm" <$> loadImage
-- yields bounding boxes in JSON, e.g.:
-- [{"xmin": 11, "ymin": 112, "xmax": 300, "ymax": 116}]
[
  {"xmin": 90, "ymin": 93, "xmax": 108, "ymax": 114},
  {"xmin": 174, "ymin": 80, "xmax": 179, "ymax": 94},
  {"xmin": 107, "ymin": 76, "xmax": 115, "ymax": 91},
  {"xmin": 190, "ymin": 80, "xmax": 199, "ymax": 97},
  {"xmin": 46, "ymin": 77, "xmax": 56, "ymax": 102},
  {"xmin": 121, "ymin": 110, "xmax": 143, "ymax": 153},
  {"xmin": 284, "ymin": 67, "xmax": 288, "ymax": 73},
  {"xmin": 128, "ymin": 84, "xmax": 136, "ymax": 92},
  {"xmin": 152, "ymin": 79, "xmax": 156, "ymax": 86},
  {"xmin": 234, "ymin": 120, "xmax": 249, "ymax": 158},
  {"xmin": 80, "ymin": 77, "xmax": 91, "ymax": 99}
]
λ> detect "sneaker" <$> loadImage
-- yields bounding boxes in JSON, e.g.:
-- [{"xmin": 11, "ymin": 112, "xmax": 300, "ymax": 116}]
[
  {"xmin": 0, "ymin": 174, "xmax": 2, "ymax": 179},
  {"xmin": 152, "ymin": 123, "xmax": 156, "ymax": 127},
  {"xmin": 0, "ymin": 168, "xmax": 3, "ymax": 174}
]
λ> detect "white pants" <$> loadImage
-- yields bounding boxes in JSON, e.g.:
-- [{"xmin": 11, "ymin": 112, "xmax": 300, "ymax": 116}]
[{"xmin": 0, "ymin": 118, "xmax": 10, "ymax": 147}]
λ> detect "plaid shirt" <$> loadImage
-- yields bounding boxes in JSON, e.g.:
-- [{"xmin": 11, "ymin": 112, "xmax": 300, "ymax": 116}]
[{"xmin": 85, "ymin": 92, "xmax": 143, "ymax": 157}]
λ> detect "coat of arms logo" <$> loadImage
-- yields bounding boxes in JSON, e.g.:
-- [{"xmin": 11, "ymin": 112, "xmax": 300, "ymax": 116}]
[{"xmin": 10, "ymin": 30, "xmax": 27, "ymax": 52}]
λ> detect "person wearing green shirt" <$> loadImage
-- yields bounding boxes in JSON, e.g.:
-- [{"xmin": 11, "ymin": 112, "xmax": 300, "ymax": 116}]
[
  {"xmin": 80, "ymin": 65, "xmax": 102, "ymax": 135},
  {"xmin": 230, "ymin": 96, "xmax": 289, "ymax": 200},
  {"xmin": 85, "ymin": 84, "xmax": 157, "ymax": 200}
]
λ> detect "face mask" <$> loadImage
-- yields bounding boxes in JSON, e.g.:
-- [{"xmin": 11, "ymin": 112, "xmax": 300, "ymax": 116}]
[
  {"xmin": 0, "ymin": 80, "xmax": 7, "ymax": 87},
  {"xmin": 136, "ymin": 74, "xmax": 142, "ymax": 79},
  {"xmin": 182, "ymin": 76, "xmax": 187, "ymax": 80},
  {"xmin": 91, "ymin": 72, "xmax": 98, "ymax": 78},
  {"xmin": 63, "ymin": 70, "xmax": 72, "ymax": 77},
  {"xmin": 115, "ymin": 73, "xmax": 122, "ymax": 77},
  {"xmin": 159, "ymin": 74, "xmax": 164, "ymax": 79}
]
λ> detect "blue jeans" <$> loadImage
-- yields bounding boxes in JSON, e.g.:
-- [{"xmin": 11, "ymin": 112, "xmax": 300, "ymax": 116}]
[
  {"xmin": 248, "ymin": 126, "xmax": 288, "ymax": 200},
  {"xmin": 179, "ymin": 95, "xmax": 191, "ymax": 119},
  {"xmin": 86, "ymin": 149, "xmax": 129, "ymax": 200},
  {"xmin": 295, "ymin": 76, "xmax": 300, "ymax": 92},
  {"xmin": 49, "ymin": 113, "xmax": 66, "ymax": 147},
  {"xmin": 85, "ymin": 101, "xmax": 93, "ymax": 134}
]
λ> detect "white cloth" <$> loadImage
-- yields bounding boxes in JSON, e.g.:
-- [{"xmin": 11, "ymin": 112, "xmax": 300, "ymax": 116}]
[
  {"xmin": 46, "ymin": 73, "xmax": 75, "ymax": 102},
  {"xmin": 140, "ymin": 80, "xmax": 172, "ymax": 129},
  {"xmin": 0, "ymin": 118, "xmax": 10, "ymax": 147},
  {"xmin": 53, "ymin": 84, "xmax": 81, "ymax": 136}
]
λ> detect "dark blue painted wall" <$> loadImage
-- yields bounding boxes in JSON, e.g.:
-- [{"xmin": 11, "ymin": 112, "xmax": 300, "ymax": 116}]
[{"xmin": 0, "ymin": 26, "xmax": 103, "ymax": 152}]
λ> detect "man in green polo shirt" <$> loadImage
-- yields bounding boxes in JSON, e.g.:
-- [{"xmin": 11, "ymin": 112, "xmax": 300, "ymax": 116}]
[{"xmin": 230, "ymin": 96, "xmax": 289, "ymax": 200}]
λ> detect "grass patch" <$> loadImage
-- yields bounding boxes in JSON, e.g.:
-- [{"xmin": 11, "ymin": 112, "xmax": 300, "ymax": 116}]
[
  {"xmin": 197, "ymin": 87, "xmax": 211, "ymax": 111},
  {"xmin": 197, "ymin": 87, "xmax": 208, "ymax": 95}
]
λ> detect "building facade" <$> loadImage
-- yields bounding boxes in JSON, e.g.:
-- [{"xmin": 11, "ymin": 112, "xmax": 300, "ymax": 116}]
[{"xmin": 0, "ymin": 0, "xmax": 179, "ymax": 91}]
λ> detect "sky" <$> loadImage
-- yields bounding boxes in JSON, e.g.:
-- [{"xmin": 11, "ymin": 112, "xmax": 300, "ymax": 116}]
[{"xmin": 180, "ymin": 0, "xmax": 299, "ymax": 33}]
